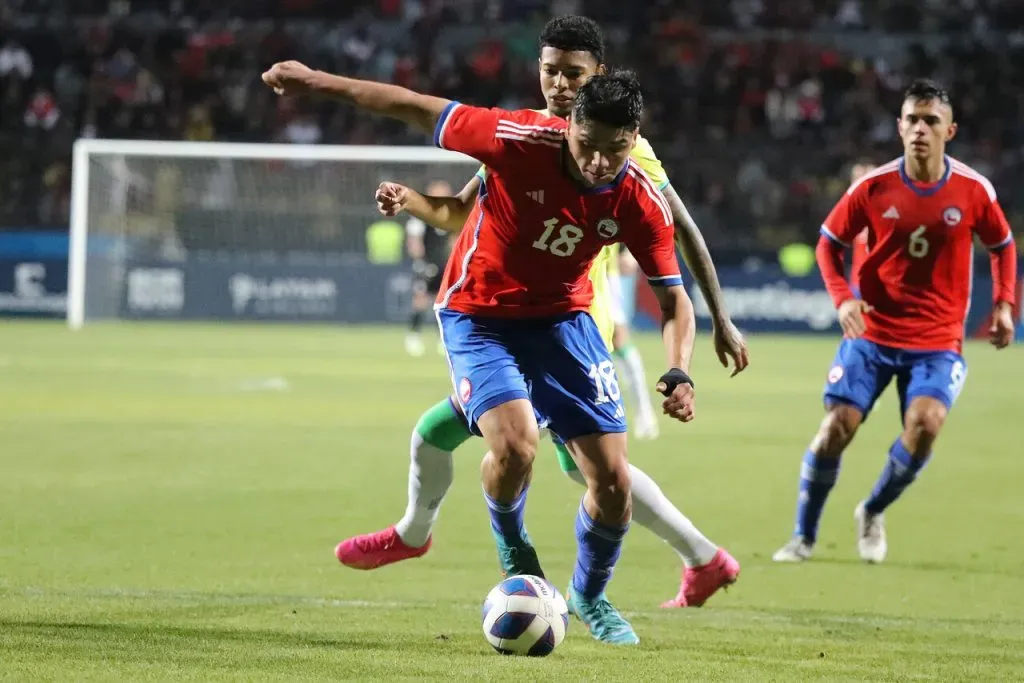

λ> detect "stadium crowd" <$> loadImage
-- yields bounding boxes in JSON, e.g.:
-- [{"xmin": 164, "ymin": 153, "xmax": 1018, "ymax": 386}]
[{"xmin": 2, "ymin": 0, "xmax": 1022, "ymax": 251}]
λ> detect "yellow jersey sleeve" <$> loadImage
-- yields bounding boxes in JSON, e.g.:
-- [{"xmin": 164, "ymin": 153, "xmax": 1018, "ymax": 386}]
[
  {"xmin": 629, "ymin": 134, "xmax": 669, "ymax": 190},
  {"xmin": 587, "ymin": 246, "xmax": 617, "ymax": 350}
]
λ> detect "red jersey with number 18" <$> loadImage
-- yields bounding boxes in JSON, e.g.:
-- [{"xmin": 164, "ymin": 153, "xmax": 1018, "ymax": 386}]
[
  {"xmin": 431, "ymin": 102, "xmax": 681, "ymax": 318},
  {"xmin": 819, "ymin": 156, "xmax": 1016, "ymax": 353}
]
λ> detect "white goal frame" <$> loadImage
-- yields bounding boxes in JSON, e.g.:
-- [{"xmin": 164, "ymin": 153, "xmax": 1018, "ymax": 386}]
[{"xmin": 67, "ymin": 138, "xmax": 477, "ymax": 329}]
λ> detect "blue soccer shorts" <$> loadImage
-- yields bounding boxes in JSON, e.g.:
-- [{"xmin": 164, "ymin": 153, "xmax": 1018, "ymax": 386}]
[
  {"xmin": 823, "ymin": 338, "xmax": 968, "ymax": 419},
  {"xmin": 436, "ymin": 309, "xmax": 627, "ymax": 442}
]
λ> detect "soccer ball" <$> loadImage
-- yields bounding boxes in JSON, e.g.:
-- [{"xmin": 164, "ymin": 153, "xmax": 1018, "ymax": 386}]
[{"xmin": 481, "ymin": 574, "xmax": 569, "ymax": 656}]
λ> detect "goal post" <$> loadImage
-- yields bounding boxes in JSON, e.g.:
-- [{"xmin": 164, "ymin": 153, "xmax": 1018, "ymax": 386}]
[{"xmin": 67, "ymin": 138, "xmax": 481, "ymax": 329}]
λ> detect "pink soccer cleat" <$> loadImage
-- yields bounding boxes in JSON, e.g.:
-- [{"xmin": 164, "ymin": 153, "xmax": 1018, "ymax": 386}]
[
  {"xmin": 335, "ymin": 525, "xmax": 431, "ymax": 570},
  {"xmin": 660, "ymin": 548, "xmax": 740, "ymax": 608}
]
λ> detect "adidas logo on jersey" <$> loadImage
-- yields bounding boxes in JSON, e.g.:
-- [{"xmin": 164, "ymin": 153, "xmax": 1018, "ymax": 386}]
[
  {"xmin": 883, "ymin": 206, "xmax": 900, "ymax": 219},
  {"xmin": 526, "ymin": 190, "xmax": 545, "ymax": 204}
]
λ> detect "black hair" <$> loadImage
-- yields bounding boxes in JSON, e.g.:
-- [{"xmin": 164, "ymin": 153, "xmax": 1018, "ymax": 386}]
[
  {"xmin": 572, "ymin": 70, "xmax": 643, "ymax": 130},
  {"xmin": 539, "ymin": 15, "xmax": 605, "ymax": 65},
  {"xmin": 903, "ymin": 78, "xmax": 952, "ymax": 110}
]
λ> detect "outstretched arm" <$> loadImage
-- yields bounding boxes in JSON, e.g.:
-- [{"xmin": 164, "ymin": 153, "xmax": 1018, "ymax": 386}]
[
  {"xmin": 661, "ymin": 184, "xmax": 749, "ymax": 376},
  {"xmin": 262, "ymin": 60, "xmax": 450, "ymax": 134},
  {"xmin": 376, "ymin": 176, "xmax": 482, "ymax": 234}
]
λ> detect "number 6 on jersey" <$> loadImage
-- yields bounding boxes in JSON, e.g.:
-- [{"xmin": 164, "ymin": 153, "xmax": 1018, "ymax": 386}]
[
  {"xmin": 534, "ymin": 217, "xmax": 584, "ymax": 257},
  {"xmin": 908, "ymin": 225, "xmax": 929, "ymax": 259}
]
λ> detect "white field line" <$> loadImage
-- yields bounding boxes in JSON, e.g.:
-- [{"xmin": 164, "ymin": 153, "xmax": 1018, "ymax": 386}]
[{"xmin": 3, "ymin": 585, "xmax": 1023, "ymax": 634}]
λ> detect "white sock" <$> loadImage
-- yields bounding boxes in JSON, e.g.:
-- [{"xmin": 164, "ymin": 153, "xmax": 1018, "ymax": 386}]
[
  {"xmin": 394, "ymin": 431, "xmax": 454, "ymax": 548},
  {"xmin": 615, "ymin": 345, "xmax": 656, "ymax": 422},
  {"xmin": 567, "ymin": 464, "xmax": 718, "ymax": 567}
]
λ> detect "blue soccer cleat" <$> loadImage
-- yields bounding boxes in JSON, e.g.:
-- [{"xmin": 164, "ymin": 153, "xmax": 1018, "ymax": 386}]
[
  {"xmin": 491, "ymin": 527, "xmax": 545, "ymax": 580},
  {"xmin": 566, "ymin": 584, "xmax": 640, "ymax": 645}
]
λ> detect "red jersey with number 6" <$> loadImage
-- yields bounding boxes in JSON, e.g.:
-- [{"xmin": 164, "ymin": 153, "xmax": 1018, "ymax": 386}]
[
  {"xmin": 431, "ymin": 102, "xmax": 681, "ymax": 318},
  {"xmin": 820, "ymin": 156, "xmax": 1015, "ymax": 352}
]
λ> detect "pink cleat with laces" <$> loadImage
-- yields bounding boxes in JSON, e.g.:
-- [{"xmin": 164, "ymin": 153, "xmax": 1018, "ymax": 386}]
[
  {"xmin": 335, "ymin": 525, "xmax": 431, "ymax": 570},
  {"xmin": 660, "ymin": 548, "xmax": 740, "ymax": 608}
]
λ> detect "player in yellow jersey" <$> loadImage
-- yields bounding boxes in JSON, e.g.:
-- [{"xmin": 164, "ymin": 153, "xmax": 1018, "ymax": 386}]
[{"xmin": 339, "ymin": 16, "xmax": 748, "ymax": 616}]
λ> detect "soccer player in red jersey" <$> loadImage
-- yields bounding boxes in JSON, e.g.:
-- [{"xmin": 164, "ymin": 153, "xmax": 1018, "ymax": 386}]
[
  {"xmin": 263, "ymin": 62, "xmax": 696, "ymax": 644},
  {"xmin": 773, "ymin": 79, "xmax": 1017, "ymax": 564},
  {"xmin": 338, "ymin": 16, "xmax": 741, "ymax": 613}
]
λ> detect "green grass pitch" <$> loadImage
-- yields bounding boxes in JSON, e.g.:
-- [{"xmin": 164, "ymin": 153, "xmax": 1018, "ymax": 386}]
[{"xmin": 1, "ymin": 321, "xmax": 1022, "ymax": 681}]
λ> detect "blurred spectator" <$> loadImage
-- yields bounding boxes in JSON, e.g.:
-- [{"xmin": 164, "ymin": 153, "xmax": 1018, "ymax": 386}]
[
  {"xmin": 0, "ymin": 0, "xmax": 1021, "ymax": 249},
  {"xmin": 0, "ymin": 38, "xmax": 32, "ymax": 80},
  {"xmin": 183, "ymin": 104, "xmax": 214, "ymax": 141},
  {"xmin": 282, "ymin": 108, "xmax": 322, "ymax": 145},
  {"xmin": 24, "ymin": 89, "xmax": 60, "ymax": 130},
  {"xmin": 835, "ymin": 0, "xmax": 865, "ymax": 29}
]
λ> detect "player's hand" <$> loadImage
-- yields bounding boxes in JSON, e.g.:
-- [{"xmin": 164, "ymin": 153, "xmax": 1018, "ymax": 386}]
[
  {"xmin": 838, "ymin": 299, "xmax": 873, "ymax": 339},
  {"xmin": 989, "ymin": 301, "xmax": 1015, "ymax": 349},
  {"xmin": 656, "ymin": 368, "xmax": 695, "ymax": 423},
  {"xmin": 712, "ymin": 318, "xmax": 749, "ymax": 377},
  {"xmin": 375, "ymin": 182, "xmax": 410, "ymax": 217},
  {"xmin": 262, "ymin": 60, "xmax": 319, "ymax": 96}
]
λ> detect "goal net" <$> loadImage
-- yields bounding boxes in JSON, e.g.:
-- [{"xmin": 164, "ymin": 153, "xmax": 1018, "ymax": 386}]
[{"xmin": 68, "ymin": 139, "xmax": 481, "ymax": 328}]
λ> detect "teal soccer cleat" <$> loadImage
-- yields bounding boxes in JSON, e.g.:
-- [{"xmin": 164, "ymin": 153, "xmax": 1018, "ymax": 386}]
[
  {"xmin": 492, "ymin": 527, "xmax": 545, "ymax": 579},
  {"xmin": 567, "ymin": 584, "xmax": 640, "ymax": 645}
]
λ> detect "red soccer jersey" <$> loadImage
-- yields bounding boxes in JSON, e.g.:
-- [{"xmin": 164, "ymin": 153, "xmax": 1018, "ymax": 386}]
[
  {"xmin": 432, "ymin": 102, "xmax": 681, "ymax": 318},
  {"xmin": 820, "ymin": 156, "xmax": 1015, "ymax": 352}
]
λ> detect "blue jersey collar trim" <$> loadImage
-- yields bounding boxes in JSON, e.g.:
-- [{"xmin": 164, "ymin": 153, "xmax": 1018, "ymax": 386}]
[{"xmin": 898, "ymin": 155, "xmax": 951, "ymax": 197}]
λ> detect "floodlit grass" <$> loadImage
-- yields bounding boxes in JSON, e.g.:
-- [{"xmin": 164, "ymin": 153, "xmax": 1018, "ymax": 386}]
[{"xmin": 1, "ymin": 322, "xmax": 1021, "ymax": 681}]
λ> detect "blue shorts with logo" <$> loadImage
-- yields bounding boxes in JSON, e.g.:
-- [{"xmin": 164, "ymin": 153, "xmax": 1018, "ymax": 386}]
[
  {"xmin": 436, "ymin": 309, "xmax": 627, "ymax": 443},
  {"xmin": 823, "ymin": 338, "xmax": 967, "ymax": 419}
]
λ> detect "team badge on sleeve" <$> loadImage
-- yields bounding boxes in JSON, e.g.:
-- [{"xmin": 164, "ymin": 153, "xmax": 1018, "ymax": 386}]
[{"xmin": 459, "ymin": 377, "xmax": 473, "ymax": 403}]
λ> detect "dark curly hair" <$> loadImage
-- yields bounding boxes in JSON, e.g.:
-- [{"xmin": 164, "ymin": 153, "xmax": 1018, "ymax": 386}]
[{"xmin": 539, "ymin": 15, "xmax": 605, "ymax": 64}]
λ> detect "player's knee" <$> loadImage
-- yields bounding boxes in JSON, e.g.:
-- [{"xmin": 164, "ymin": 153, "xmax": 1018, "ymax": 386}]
[
  {"xmin": 903, "ymin": 400, "xmax": 946, "ymax": 455},
  {"xmin": 487, "ymin": 424, "xmax": 539, "ymax": 475},
  {"xmin": 813, "ymin": 404, "xmax": 863, "ymax": 457}
]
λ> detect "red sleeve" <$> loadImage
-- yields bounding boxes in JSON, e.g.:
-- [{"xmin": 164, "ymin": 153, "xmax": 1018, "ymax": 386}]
[
  {"xmin": 817, "ymin": 183, "xmax": 869, "ymax": 307},
  {"xmin": 974, "ymin": 188, "xmax": 1013, "ymax": 250},
  {"xmin": 434, "ymin": 103, "xmax": 561, "ymax": 172},
  {"xmin": 990, "ymin": 241, "xmax": 1017, "ymax": 305},
  {"xmin": 972, "ymin": 187, "xmax": 1017, "ymax": 305},
  {"xmin": 621, "ymin": 172, "xmax": 682, "ymax": 288},
  {"xmin": 433, "ymin": 102, "xmax": 503, "ymax": 168},
  {"xmin": 817, "ymin": 235, "xmax": 855, "ymax": 307},
  {"xmin": 820, "ymin": 183, "xmax": 870, "ymax": 247}
]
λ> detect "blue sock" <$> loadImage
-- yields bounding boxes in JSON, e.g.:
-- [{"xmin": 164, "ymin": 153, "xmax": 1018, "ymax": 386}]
[
  {"xmin": 484, "ymin": 486, "xmax": 529, "ymax": 545},
  {"xmin": 864, "ymin": 439, "xmax": 929, "ymax": 515},
  {"xmin": 571, "ymin": 501, "xmax": 628, "ymax": 600},
  {"xmin": 794, "ymin": 450, "xmax": 840, "ymax": 544}
]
